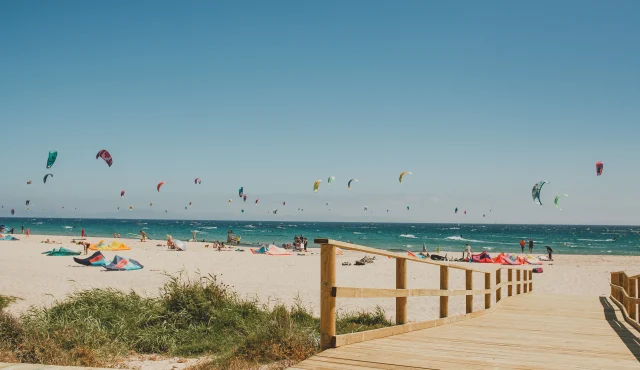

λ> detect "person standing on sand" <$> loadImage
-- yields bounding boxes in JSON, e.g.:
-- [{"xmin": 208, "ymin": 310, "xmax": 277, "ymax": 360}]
[
  {"xmin": 81, "ymin": 228, "xmax": 86, "ymax": 239},
  {"xmin": 520, "ymin": 239, "xmax": 525, "ymax": 253},
  {"xmin": 422, "ymin": 243, "xmax": 427, "ymax": 252},
  {"xmin": 529, "ymin": 238, "xmax": 534, "ymax": 253},
  {"xmin": 21, "ymin": 225, "xmax": 24, "ymax": 234},
  {"xmin": 140, "ymin": 230, "xmax": 147, "ymax": 242},
  {"xmin": 464, "ymin": 243, "xmax": 472, "ymax": 260},
  {"xmin": 546, "ymin": 246, "xmax": 553, "ymax": 261},
  {"xmin": 26, "ymin": 228, "xmax": 30, "ymax": 238}
]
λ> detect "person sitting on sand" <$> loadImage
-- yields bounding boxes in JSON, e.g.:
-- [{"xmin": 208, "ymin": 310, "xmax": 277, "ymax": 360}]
[{"xmin": 167, "ymin": 235, "xmax": 175, "ymax": 249}]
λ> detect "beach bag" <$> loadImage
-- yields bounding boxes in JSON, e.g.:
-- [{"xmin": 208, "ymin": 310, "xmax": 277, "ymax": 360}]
[{"xmin": 533, "ymin": 268, "xmax": 543, "ymax": 273}]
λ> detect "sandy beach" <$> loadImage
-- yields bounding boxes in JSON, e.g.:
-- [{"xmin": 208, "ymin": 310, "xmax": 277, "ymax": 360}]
[{"xmin": 2, "ymin": 233, "xmax": 639, "ymax": 323}]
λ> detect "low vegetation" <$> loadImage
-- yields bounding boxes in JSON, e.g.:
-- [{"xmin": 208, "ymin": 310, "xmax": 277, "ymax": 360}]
[{"xmin": 0, "ymin": 275, "xmax": 391, "ymax": 369}]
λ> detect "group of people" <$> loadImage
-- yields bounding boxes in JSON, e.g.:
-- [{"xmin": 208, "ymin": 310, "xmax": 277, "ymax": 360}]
[{"xmin": 519, "ymin": 238, "xmax": 553, "ymax": 260}]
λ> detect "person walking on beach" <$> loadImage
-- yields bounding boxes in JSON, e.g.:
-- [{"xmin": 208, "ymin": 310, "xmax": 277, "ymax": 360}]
[
  {"xmin": 140, "ymin": 230, "xmax": 147, "ymax": 242},
  {"xmin": 519, "ymin": 239, "xmax": 525, "ymax": 253},
  {"xmin": 81, "ymin": 228, "xmax": 86, "ymax": 239},
  {"xmin": 26, "ymin": 228, "xmax": 30, "ymax": 238},
  {"xmin": 528, "ymin": 238, "xmax": 534, "ymax": 253},
  {"xmin": 464, "ymin": 243, "xmax": 472, "ymax": 260},
  {"xmin": 546, "ymin": 246, "xmax": 553, "ymax": 261},
  {"xmin": 21, "ymin": 225, "xmax": 24, "ymax": 234}
]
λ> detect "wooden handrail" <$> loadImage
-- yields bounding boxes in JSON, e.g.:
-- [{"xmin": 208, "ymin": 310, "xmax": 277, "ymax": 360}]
[
  {"xmin": 318, "ymin": 239, "xmax": 534, "ymax": 350},
  {"xmin": 610, "ymin": 271, "xmax": 640, "ymax": 332}
]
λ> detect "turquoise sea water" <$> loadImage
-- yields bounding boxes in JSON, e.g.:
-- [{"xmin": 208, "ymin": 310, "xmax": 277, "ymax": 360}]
[{"xmin": 1, "ymin": 218, "xmax": 639, "ymax": 256}]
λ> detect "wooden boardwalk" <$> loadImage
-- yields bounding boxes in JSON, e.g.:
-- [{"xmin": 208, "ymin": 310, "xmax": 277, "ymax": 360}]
[{"xmin": 292, "ymin": 294, "xmax": 640, "ymax": 369}]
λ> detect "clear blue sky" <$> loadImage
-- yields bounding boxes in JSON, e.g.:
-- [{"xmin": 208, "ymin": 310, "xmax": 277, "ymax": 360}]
[{"xmin": 1, "ymin": 0, "xmax": 639, "ymax": 224}]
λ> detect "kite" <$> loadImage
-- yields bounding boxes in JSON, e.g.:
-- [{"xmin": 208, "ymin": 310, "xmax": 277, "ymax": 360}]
[
  {"xmin": 348, "ymin": 179, "xmax": 358, "ymax": 190},
  {"xmin": 455, "ymin": 207, "xmax": 458, "ymax": 214},
  {"xmin": 241, "ymin": 209, "xmax": 245, "ymax": 213},
  {"xmin": 26, "ymin": 200, "xmax": 30, "ymax": 206},
  {"xmin": 239, "ymin": 187, "xmax": 244, "ymax": 197},
  {"xmin": 157, "ymin": 182, "xmax": 165, "ymax": 192},
  {"xmin": 43, "ymin": 173, "xmax": 53, "ymax": 183},
  {"xmin": 328, "ymin": 176, "xmax": 335, "ymax": 184},
  {"xmin": 364, "ymin": 206, "xmax": 368, "ymax": 212},
  {"xmin": 11, "ymin": 209, "xmax": 14, "ymax": 215},
  {"xmin": 121, "ymin": 190, "xmax": 125, "ymax": 198},
  {"xmin": 129, "ymin": 206, "xmax": 133, "ymax": 211},
  {"xmin": 104, "ymin": 256, "xmax": 143, "ymax": 271},
  {"xmin": 185, "ymin": 207, "xmax": 188, "ymax": 210},
  {"xmin": 531, "ymin": 181, "xmax": 549, "ymax": 205},
  {"xmin": 406, "ymin": 206, "xmax": 410, "ymax": 210},
  {"xmin": 255, "ymin": 198, "xmax": 260, "ymax": 205},
  {"xmin": 313, "ymin": 180, "xmax": 321, "ymax": 192},
  {"xmin": 228, "ymin": 199, "xmax": 232, "ymax": 204},
  {"xmin": 27, "ymin": 180, "xmax": 32, "ymax": 185},
  {"xmin": 189, "ymin": 202, "xmax": 192, "ymax": 206},
  {"xmin": 46, "ymin": 151, "xmax": 57, "ymax": 169},
  {"xmin": 554, "ymin": 194, "xmax": 568, "ymax": 210},
  {"xmin": 273, "ymin": 210, "xmax": 278, "ymax": 214},
  {"xmin": 596, "ymin": 161, "xmax": 604, "ymax": 176},
  {"xmin": 399, "ymin": 171, "xmax": 412, "ymax": 184},
  {"xmin": 243, "ymin": 194, "xmax": 247, "ymax": 202},
  {"xmin": 96, "ymin": 149, "xmax": 113, "ymax": 167},
  {"xmin": 283, "ymin": 201, "xmax": 286, "ymax": 206},
  {"xmin": 464, "ymin": 210, "xmax": 467, "ymax": 215},
  {"xmin": 194, "ymin": 178, "xmax": 201, "ymax": 184},
  {"xmin": 150, "ymin": 202, "xmax": 153, "ymax": 206},
  {"xmin": 74, "ymin": 251, "xmax": 109, "ymax": 267}
]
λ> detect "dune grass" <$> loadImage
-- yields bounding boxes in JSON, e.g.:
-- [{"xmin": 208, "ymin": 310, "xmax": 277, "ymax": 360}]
[{"xmin": 0, "ymin": 275, "xmax": 391, "ymax": 369}]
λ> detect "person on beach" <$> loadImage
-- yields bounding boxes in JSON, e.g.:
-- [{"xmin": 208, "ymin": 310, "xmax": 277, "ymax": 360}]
[
  {"xmin": 437, "ymin": 245, "xmax": 441, "ymax": 254},
  {"xmin": 192, "ymin": 231, "xmax": 197, "ymax": 242},
  {"xmin": 464, "ymin": 243, "xmax": 472, "ymax": 260},
  {"xmin": 9, "ymin": 227, "xmax": 14, "ymax": 234},
  {"xmin": 303, "ymin": 238, "xmax": 308, "ymax": 251},
  {"xmin": 520, "ymin": 239, "xmax": 525, "ymax": 253},
  {"xmin": 113, "ymin": 232, "xmax": 117, "ymax": 238},
  {"xmin": 26, "ymin": 228, "xmax": 30, "ymax": 238},
  {"xmin": 140, "ymin": 230, "xmax": 147, "ymax": 242},
  {"xmin": 528, "ymin": 238, "xmax": 534, "ymax": 253},
  {"xmin": 422, "ymin": 243, "xmax": 427, "ymax": 252},
  {"xmin": 21, "ymin": 225, "xmax": 24, "ymax": 234},
  {"xmin": 546, "ymin": 246, "xmax": 553, "ymax": 261},
  {"xmin": 167, "ymin": 235, "xmax": 175, "ymax": 249},
  {"xmin": 81, "ymin": 228, "xmax": 86, "ymax": 239}
]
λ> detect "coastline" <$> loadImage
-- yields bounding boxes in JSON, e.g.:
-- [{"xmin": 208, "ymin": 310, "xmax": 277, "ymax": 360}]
[{"xmin": 2, "ymin": 234, "xmax": 640, "ymax": 321}]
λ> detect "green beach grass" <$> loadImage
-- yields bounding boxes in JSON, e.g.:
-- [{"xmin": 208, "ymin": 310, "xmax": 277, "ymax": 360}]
[{"xmin": 0, "ymin": 275, "xmax": 391, "ymax": 369}]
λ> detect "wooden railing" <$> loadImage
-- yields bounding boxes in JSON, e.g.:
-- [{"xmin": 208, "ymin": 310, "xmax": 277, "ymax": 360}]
[
  {"xmin": 317, "ymin": 239, "xmax": 534, "ymax": 350},
  {"xmin": 610, "ymin": 271, "xmax": 640, "ymax": 331}
]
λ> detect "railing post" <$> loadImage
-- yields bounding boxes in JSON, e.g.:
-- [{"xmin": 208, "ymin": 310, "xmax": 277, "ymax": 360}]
[
  {"xmin": 465, "ymin": 270, "xmax": 473, "ymax": 314},
  {"xmin": 495, "ymin": 269, "xmax": 502, "ymax": 303},
  {"xmin": 440, "ymin": 266, "xmax": 449, "ymax": 318},
  {"xmin": 508, "ymin": 269, "xmax": 513, "ymax": 297},
  {"xmin": 485, "ymin": 272, "xmax": 491, "ymax": 309},
  {"xmin": 625, "ymin": 274, "xmax": 630, "ymax": 314},
  {"xmin": 630, "ymin": 278, "xmax": 637, "ymax": 322},
  {"xmin": 523, "ymin": 270, "xmax": 529, "ymax": 293},
  {"xmin": 611, "ymin": 272, "xmax": 616, "ymax": 300},
  {"xmin": 396, "ymin": 258, "xmax": 407, "ymax": 325},
  {"xmin": 516, "ymin": 270, "xmax": 521, "ymax": 295},
  {"xmin": 529, "ymin": 270, "xmax": 533, "ymax": 291},
  {"xmin": 320, "ymin": 244, "xmax": 336, "ymax": 350}
]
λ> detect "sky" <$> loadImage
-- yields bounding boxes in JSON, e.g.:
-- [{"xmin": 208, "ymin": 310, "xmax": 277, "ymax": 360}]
[{"xmin": 1, "ymin": 0, "xmax": 639, "ymax": 224}]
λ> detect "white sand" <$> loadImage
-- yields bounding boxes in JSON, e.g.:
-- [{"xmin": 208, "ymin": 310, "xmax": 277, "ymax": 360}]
[
  {"xmin": 2, "ymin": 234, "xmax": 639, "ymax": 368},
  {"xmin": 3, "ymin": 234, "xmax": 637, "ymax": 319}
]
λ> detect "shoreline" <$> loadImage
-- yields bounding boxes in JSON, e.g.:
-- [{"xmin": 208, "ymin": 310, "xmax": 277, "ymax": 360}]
[{"xmin": 2, "ymin": 234, "xmax": 640, "ymax": 319}]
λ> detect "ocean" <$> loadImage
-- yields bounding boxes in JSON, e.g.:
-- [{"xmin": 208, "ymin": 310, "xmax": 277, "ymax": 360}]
[{"xmin": 1, "ymin": 218, "xmax": 638, "ymax": 255}]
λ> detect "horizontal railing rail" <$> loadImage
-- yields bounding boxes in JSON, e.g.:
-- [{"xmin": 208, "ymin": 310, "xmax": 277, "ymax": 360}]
[
  {"xmin": 317, "ymin": 238, "xmax": 534, "ymax": 350},
  {"xmin": 610, "ymin": 271, "xmax": 640, "ymax": 332}
]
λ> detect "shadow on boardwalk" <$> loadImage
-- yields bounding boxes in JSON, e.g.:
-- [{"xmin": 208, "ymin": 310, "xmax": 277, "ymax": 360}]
[{"xmin": 600, "ymin": 296, "xmax": 640, "ymax": 362}]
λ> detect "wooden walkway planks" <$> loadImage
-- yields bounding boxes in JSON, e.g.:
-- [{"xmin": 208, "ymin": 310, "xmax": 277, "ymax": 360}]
[{"xmin": 291, "ymin": 294, "xmax": 640, "ymax": 369}]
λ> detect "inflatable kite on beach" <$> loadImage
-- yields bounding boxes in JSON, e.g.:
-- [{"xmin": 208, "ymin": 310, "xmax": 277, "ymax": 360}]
[
  {"xmin": 42, "ymin": 247, "xmax": 81, "ymax": 256},
  {"xmin": 313, "ymin": 180, "xmax": 321, "ymax": 192},
  {"xmin": 596, "ymin": 161, "xmax": 604, "ymax": 176},
  {"xmin": 194, "ymin": 178, "xmax": 201, "ymax": 184},
  {"xmin": 328, "ymin": 176, "xmax": 335, "ymax": 184},
  {"xmin": 531, "ymin": 181, "xmax": 549, "ymax": 205},
  {"xmin": 96, "ymin": 149, "xmax": 113, "ymax": 167},
  {"xmin": 554, "ymin": 194, "xmax": 568, "ymax": 210},
  {"xmin": 46, "ymin": 151, "xmax": 57, "ymax": 169},
  {"xmin": 104, "ymin": 256, "xmax": 143, "ymax": 271},
  {"xmin": 89, "ymin": 240, "xmax": 131, "ymax": 251},
  {"xmin": 157, "ymin": 182, "xmax": 165, "ymax": 192},
  {"xmin": 348, "ymin": 179, "xmax": 358, "ymax": 190},
  {"xmin": 43, "ymin": 173, "xmax": 53, "ymax": 183},
  {"xmin": 399, "ymin": 171, "xmax": 412, "ymax": 183},
  {"xmin": 74, "ymin": 251, "xmax": 109, "ymax": 266}
]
